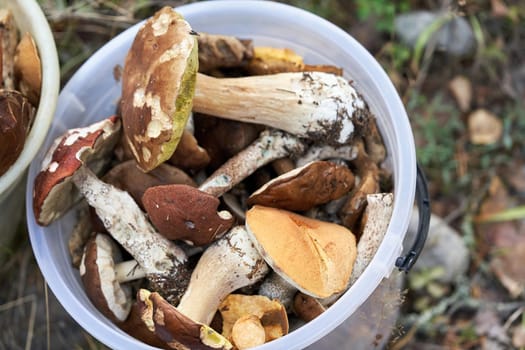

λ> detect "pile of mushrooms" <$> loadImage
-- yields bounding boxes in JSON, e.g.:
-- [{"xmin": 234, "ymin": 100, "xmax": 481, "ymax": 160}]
[
  {"xmin": 33, "ymin": 7, "xmax": 395, "ymax": 350},
  {"xmin": 0, "ymin": 8, "xmax": 42, "ymax": 176}
]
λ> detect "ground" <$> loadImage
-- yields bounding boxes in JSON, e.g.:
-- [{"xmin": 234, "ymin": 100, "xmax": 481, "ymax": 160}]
[{"xmin": 1, "ymin": 0, "xmax": 524, "ymax": 349}]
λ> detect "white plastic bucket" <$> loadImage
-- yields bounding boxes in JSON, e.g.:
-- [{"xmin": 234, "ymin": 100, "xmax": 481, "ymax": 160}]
[{"xmin": 26, "ymin": 1, "xmax": 417, "ymax": 349}]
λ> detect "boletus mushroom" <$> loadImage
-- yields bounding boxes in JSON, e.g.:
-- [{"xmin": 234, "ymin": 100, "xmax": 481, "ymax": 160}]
[
  {"xmin": 33, "ymin": 115, "xmax": 120, "ymax": 226},
  {"xmin": 121, "ymin": 6, "xmax": 369, "ymax": 173},
  {"xmin": 121, "ymin": 6, "xmax": 198, "ymax": 172},
  {"xmin": 0, "ymin": 89, "xmax": 35, "ymax": 176},
  {"xmin": 246, "ymin": 205, "xmax": 357, "ymax": 299},
  {"xmin": 247, "ymin": 160, "xmax": 355, "ymax": 212},
  {"xmin": 137, "ymin": 289, "xmax": 233, "ymax": 350},
  {"xmin": 33, "ymin": 116, "xmax": 192, "ymax": 305},
  {"xmin": 141, "ymin": 128, "xmax": 305, "ymax": 245},
  {"xmin": 79, "ymin": 233, "xmax": 145, "ymax": 324}
]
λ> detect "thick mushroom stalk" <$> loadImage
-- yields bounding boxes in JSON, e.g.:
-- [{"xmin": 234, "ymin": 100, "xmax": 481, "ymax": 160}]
[
  {"xmin": 142, "ymin": 129, "xmax": 306, "ymax": 245},
  {"xmin": 199, "ymin": 128, "xmax": 306, "ymax": 197},
  {"xmin": 194, "ymin": 71, "xmax": 369, "ymax": 145},
  {"xmin": 177, "ymin": 226, "xmax": 270, "ymax": 325},
  {"xmin": 72, "ymin": 165, "xmax": 191, "ymax": 305}
]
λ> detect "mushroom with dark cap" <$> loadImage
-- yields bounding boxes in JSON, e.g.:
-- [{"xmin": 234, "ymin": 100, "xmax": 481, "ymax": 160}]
[
  {"xmin": 142, "ymin": 128, "xmax": 306, "ymax": 245},
  {"xmin": 121, "ymin": 7, "xmax": 369, "ymax": 172},
  {"xmin": 0, "ymin": 90, "xmax": 35, "ymax": 176},
  {"xmin": 132, "ymin": 226, "xmax": 268, "ymax": 348},
  {"xmin": 79, "ymin": 233, "xmax": 145, "ymax": 324},
  {"xmin": 33, "ymin": 116, "xmax": 191, "ymax": 305},
  {"xmin": 245, "ymin": 205, "xmax": 357, "ymax": 299},
  {"xmin": 121, "ymin": 6, "xmax": 198, "ymax": 172},
  {"xmin": 102, "ymin": 159, "xmax": 196, "ymax": 210},
  {"xmin": 33, "ymin": 115, "xmax": 120, "ymax": 226},
  {"xmin": 137, "ymin": 289, "xmax": 233, "ymax": 350},
  {"xmin": 247, "ymin": 160, "xmax": 355, "ymax": 212}
]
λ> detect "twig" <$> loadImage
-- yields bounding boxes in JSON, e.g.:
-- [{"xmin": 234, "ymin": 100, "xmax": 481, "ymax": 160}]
[{"xmin": 0, "ymin": 294, "xmax": 37, "ymax": 350}]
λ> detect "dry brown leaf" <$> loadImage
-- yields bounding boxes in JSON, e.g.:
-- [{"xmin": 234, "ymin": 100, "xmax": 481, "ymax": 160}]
[
  {"xmin": 468, "ymin": 109, "xmax": 503, "ymax": 145},
  {"xmin": 448, "ymin": 75, "xmax": 472, "ymax": 112}
]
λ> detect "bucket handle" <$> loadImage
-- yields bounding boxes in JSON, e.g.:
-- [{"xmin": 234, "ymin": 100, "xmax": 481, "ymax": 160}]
[{"xmin": 395, "ymin": 163, "xmax": 430, "ymax": 272}]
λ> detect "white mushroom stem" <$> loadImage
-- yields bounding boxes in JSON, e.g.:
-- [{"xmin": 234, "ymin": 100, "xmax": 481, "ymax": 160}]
[
  {"xmin": 194, "ymin": 72, "xmax": 368, "ymax": 145},
  {"xmin": 114, "ymin": 260, "xmax": 146, "ymax": 283},
  {"xmin": 349, "ymin": 193, "xmax": 394, "ymax": 284},
  {"xmin": 199, "ymin": 129, "xmax": 306, "ymax": 197},
  {"xmin": 72, "ymin": 165, "xmax": 190, "ymax": 303},
  {"xmin": 295, "ymin": 144, "xmax": 358, "ymax": 168},
  {"xmin": 177, "ymin": 226, "xmax": 270, "ymax": 325},
  {"xmin": 258, "ymin": 272, "xmax": 297, "ymax": 312}
]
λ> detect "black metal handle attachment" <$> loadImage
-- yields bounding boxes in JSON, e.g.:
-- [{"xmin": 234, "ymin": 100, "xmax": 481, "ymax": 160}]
[{"xmin": 395, "ymin": 163, "xmax": 430, "ymax": 272}]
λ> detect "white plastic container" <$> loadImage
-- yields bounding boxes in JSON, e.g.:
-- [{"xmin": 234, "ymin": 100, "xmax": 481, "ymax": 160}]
[
  {"xmin": 26, "ymin": 1, "xmax": 417, "ymax": 349},
  {"xmin": 0, "ymin": 0, "xmax": 59, "ymax": 256}
]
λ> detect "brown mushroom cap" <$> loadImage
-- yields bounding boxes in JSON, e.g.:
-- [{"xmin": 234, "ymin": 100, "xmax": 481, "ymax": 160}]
[
  {"xmin": 219, "ymin": 294, "xmax": 288, "ymax": 343},
  {"xmin": 292, "ymin": 292, "xmax": 325, "ymax": 322},
  {"xmin": 137, "ymin": 289, "xmax": 233, "ymax": 350},
  {"xmin": 0, "ymin": 89, "xmax": 35, "ymax": 176},
  {"xmin": 79, "ymin": 234, "xmax": 132, "ymax": 324},
  {"xmin": 245, "ymin": 205, "xmax": 357, "ymax": 298},
  {"xmin": 102, "ymin": 160, "xmax": 196, "ymax": 210},
  {"xmin": 120, "ymin": 299, "xmax": 171, "ymax": 349},
  {"xmin": 32, "ymin": 115, "xmax": 121, "ymax": 226},
  {"xmin": 14, "ymin": 32, "xmax": 42, "ymax": 106},
  {"xmin": 247, "ymin": 160, "xmax": 355, "ymax": 211},
  {"xmin": 142, "ymin": 184, "xmax": 234, "ymax": 246},
  {"xmin": 167, "ymin": 129, "xmax": 210, "ymax": 173},
  {"xmin": 121, "ymin": 6, "xmax": 198, "ymax": 172}
]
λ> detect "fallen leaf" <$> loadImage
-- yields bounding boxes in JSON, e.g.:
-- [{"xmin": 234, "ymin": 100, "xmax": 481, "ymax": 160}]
[
  {"xmin": 490, "ymin": 229, "xmax": 525, "ymax": 298},
  {"xmin": 448, "ymin": 75, "xmax": 472, "ymax": 112},
  {"xmin": 468, "ymin": 109, "xmax": 503, "ymax": 145}
]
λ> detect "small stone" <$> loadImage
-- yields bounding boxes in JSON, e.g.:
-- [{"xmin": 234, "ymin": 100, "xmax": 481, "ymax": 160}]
[
  {"xmin": 395, "ymin": 11, "xmax": 476, "ymax": 58},
  {"xmin": 406, "ymin": 210, "xmax": 470, "ymax": 284}
]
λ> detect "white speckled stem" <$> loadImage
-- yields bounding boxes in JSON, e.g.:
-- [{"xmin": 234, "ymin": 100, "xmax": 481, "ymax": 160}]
[
  {"xmin": 195, "ymin": 72, "xmax": 366, "ymax": 144},
  {"xmin": 177, "ymin": 226, "xmax": 269, "ymax": 325},
  {"xmin": 349, "ymin": 193, "xmax": 394, "ymax": 285},
  {"xmin": 72, "ymin": 166, "xmax": 187, "ymax": 276},
  {"xmin": 199, "ymin": 129, "xmax": 306, "ymax": 197},
  {"xmin": 114, "ymin": 260, "xmax": 146, "ymax": 283}
]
